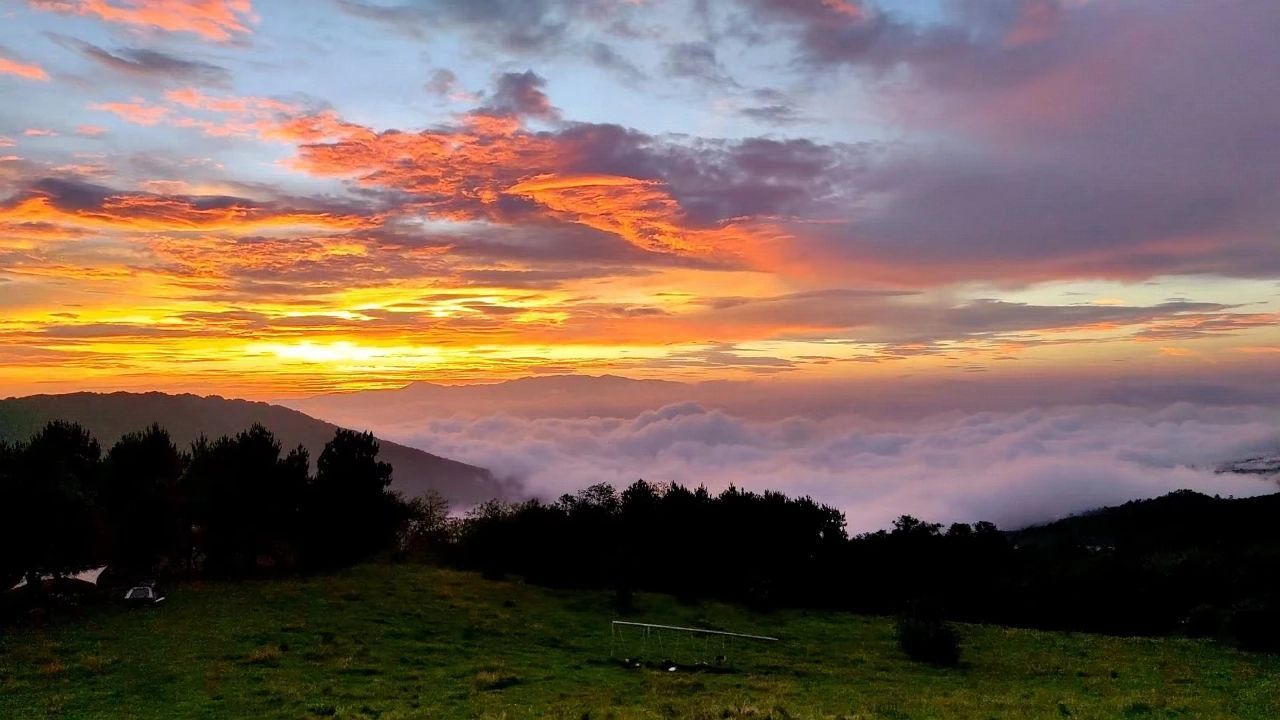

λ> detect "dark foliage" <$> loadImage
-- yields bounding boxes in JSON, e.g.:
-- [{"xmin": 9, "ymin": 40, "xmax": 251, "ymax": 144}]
[
  {"xmin": 450, "ymin": 481, "xmax": 847, "ymax": 609},
  {"xmin": 185, "ymin": 425, "xmax": 311, "ymax": 575},
  {"xmin": 1, "ymin": 421, "xmax": 103, "ymax": 590},
  {"xmin": 102, "ymin": 424, "xmax": 184, "ymax": 574},
  {"xmin": 395, "ymin": 490, "xmax": 452, "ymax": 562},
  {"xmin": 896, "ymin": 603, "xmax": 962, "ymax": 666},
  {"xmin": 444, "ymin": 483, "xmax": 1280, "ymax": 653},
  {"xmin": 306, "ymin": 429, "xmax": 401, "ymax": 569},
  {"xmin": 0, "ymin": 420, "xmax": 411, "ymax": 599},
  {"xmin": 1226, "ymin": 600, "xmax": 1280, "ymax": 653}
]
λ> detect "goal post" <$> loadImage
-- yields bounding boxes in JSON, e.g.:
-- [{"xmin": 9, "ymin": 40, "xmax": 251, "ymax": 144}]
[{"xmin": 609, "ymin": 620, "xmax": 779, "ymax": 670}]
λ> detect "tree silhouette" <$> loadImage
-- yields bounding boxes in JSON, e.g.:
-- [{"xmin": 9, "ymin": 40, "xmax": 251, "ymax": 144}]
[
  {"xmin": 0, "ymin": 439, "xmax": 25, "ymax": 588},
  {"xmin": 103, "ymin": 424, "xmax": 185, "ymax": 574},
  {"xmin": 305, "ymin": 429, "xmax": 399, "ymax": 568},
  {"xmin": 396, "ymin": 490, "xmax": 451, "ymax": 561},
  {"xmin": 5, "ymin": 421, "xmax": 102, "ymax": 588},
  {"xmin": 186, "ymin": 424, "xmax": 307, "ymax": 575}
]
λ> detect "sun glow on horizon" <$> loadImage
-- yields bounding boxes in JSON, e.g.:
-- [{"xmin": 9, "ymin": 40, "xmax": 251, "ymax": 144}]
[{"xmin": 1, "ymin": 0, "xmax": 1277, "ymax": 399}]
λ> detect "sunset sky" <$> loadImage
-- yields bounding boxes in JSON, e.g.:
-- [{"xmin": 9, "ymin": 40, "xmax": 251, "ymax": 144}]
[{"xmin": 2, "ymin": 0, "xmax": 1278, "ymax": 399}]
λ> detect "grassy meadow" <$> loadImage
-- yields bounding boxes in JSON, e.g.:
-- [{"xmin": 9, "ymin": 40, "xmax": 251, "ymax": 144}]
[{"xmin": 2, "ymin": 563, "xmax": 1278, "ymax": 719}]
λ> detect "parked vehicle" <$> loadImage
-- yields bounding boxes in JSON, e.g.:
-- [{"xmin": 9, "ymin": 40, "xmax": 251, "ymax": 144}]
[{"xmin": 122, "ymin": 585, "xmax": 165, "ymax": 606}]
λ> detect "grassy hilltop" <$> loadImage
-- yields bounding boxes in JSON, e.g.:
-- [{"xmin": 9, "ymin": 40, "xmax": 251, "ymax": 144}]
[{"xmin": 2, "ymin": 564, "xmax": 1279, "ymax": 720}]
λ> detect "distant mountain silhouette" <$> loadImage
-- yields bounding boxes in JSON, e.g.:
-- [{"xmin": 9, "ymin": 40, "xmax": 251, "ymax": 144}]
[
  {"xmin": 0, "ymin": 392, "xmax": 510, "ymax": 505},
  {"xmin": 283, "ymin": 372, "xmax": 1280, "ymax": 428},
  {"xmin": 1012, "ymin": 488, "xmax": 1280, "ymax": 549},
  {"xmin": 284, "ymin": 374, "xmax": 700, "ymax": 425}
]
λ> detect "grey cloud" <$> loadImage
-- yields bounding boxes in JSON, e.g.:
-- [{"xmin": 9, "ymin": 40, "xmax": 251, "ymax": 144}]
[
  {"xmin": 481, "ymin": 70, "xmax": 559, "ymax": 120},
  {"xmin": 661, "ymin": 41, "xmax": 735, "ymax": 86},
  {"xmin": 336, "ymin": 0, "xmax": 636, "ymax": 56},
  {"xmin": 691, "ymin": 290, "xmax": 1240, "ymax": 348},
  {"xmin": 586, "ymin": 42, "xmax": 645, "ymax": 84},
  {"xmin": 52, "ymin": 35, "xmax": 231, "ymax": 86},
  {"xmin": 739, "ymin": 104, "xmax": 803, "ymax": 125},
  {"xmin": 425, "ymin": 68, "xmax": 460, "ymax": 96}
]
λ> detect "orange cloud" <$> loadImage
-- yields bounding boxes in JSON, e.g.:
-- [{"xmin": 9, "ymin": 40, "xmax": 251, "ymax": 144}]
[
  {"xmin": 287, "ymin": 111, "xmax": 785, "ymax": 263},
  {"xmin": 164, "ymin": 87, "xmax": 297, "ymax": 115},
  {"xmin": 29, "ymin": 0, "xmax": 255, "ymax": 42},
  {"xmin": 288, "ymin": 111, "xmax": 563, "ymax": 206},
  {"xmin": 0, "ymin": 190, "xmax": 373, "ymax": 235},
  {"xmin": 820, "ymin": 0, "xmax": 867, "ymax": 21},
  {"xmin": 0, "ymin": 54, "xmax": 49, "ymax": 81},
  {"xmin": 266, "ymin": 111, "xmax": 376, "ymax": 144},
  {"xmin": 506, "ymin": 173, "xmax": 781, "ymax": 258}
]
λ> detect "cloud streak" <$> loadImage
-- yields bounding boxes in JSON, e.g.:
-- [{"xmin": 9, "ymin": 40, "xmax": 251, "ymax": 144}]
[{"xmin": 55, "ymin": 36, "xmax": 231, "ymax": 86}]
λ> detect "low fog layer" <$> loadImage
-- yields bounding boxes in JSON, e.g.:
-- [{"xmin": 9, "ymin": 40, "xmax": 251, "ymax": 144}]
[{"xmin": 381, "ymin": 403, "xmax": 1279, "ymax": 532}]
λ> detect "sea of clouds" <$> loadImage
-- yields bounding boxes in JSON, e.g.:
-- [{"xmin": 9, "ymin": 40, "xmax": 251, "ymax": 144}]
[{"xmin": 384, "ymin": 403, "xmax": 1280, "ymax": 532}]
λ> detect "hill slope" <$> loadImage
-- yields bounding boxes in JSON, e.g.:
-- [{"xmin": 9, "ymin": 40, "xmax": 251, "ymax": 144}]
[
  {"xmin": 0, "ymin": 392, "xmax": 509, "ymax": 505},
  {"xmin": 2, "ymin": 563, "xmax": 1277, "ymax": 718},
  {"xmin": 1012, "ymin": 489, "xmax": 1280, "ymax": 548}
]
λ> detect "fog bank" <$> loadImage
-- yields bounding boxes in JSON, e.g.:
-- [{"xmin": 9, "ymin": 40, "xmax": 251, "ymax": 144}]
[{"xmin": 379, "ymin": 403, "xmax": 1280, "ymax": 532}]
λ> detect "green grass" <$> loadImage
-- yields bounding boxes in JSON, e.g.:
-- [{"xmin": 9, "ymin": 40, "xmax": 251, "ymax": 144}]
[{"xmin": 2, "ymin": 564, "xmax": 1279, "ymax": 719}]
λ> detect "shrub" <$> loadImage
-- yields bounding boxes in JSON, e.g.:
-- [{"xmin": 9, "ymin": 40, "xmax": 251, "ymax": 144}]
[
  {"xmin": 896, "ymin": 606, "xmax": 961, "ymax": 666},
  {"xmin": 614, "ymin": 584, "xmax": 635, "ymax": 615},
  {"xmin": 1226, "ymin": 599, "xmax": 1280, "ymax": 652},
  {"xmin": 1183, "ymin": 604, "xmax": 1222, "ymax": 638}
]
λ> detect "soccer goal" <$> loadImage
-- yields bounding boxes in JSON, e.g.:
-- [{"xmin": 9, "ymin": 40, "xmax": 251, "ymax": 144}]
[{"xmin": 609, "ymin": 620, "xmax": 779, "ymax": 671}]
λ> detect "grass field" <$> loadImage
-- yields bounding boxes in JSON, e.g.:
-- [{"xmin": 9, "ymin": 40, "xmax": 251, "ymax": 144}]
[{"xmin": 2, "ymin": 563, "xmax": 1279, "ymax": 719}]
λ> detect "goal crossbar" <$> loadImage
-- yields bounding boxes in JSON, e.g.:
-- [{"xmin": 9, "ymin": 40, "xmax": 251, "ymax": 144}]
[{"xmin": 611, "ymin": 620, "xmax": 778, "ymax": 642}]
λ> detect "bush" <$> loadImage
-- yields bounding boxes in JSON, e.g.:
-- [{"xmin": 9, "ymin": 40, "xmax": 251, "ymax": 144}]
[
  {"xmin": 896, "ymin": 606, "xmax": 961, "ymax": 666},
  {"xmin": 1183, "ymin": 604, "xmax": 1222, "ymax": 638},
  {"xmin": 1226, "ymin": 599, "xmax": 1280, "ymax": 652},
  {"xmin": 614, "ymin": 584, "xmax": 635, "ymax": 614}
]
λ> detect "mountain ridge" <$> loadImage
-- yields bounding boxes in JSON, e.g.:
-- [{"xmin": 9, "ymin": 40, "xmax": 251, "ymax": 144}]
[{"xmin": 281, "ymin": 374, "xmax": 741, "ymax": 426}]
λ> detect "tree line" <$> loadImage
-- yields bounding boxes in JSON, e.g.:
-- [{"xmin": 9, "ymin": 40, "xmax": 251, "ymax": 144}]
[
  {"xmin": 1, "ymin": 420, "xmax": 405, "ymax": 590},
  {"xmin": 438, "ymin": 482, "xmax": 1280, "ymax": 651}
]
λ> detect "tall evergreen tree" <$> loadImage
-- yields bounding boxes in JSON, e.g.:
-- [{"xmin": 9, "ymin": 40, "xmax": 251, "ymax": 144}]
[{"xmin": 306, "ymin": 429, "xmax": 398, "ymax": 568}]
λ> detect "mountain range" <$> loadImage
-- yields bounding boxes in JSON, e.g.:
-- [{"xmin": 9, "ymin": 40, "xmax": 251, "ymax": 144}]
[{"xmin": 283, "ymin": 374, "xmax": 697, "ymax": 426}]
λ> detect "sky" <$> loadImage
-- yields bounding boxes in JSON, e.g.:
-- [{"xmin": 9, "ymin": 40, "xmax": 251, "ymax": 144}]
[{"xmin": 1, "ymin": 0, "xmax": 1279, "ymax": 400}]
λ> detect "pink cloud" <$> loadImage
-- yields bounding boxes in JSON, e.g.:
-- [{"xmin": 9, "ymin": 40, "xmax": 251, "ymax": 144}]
[
  {"xmin": 91, "ymin": 99, "xmax": 170, "ymax": 125},
  {"xmin": 0, "ymin": 54, "xmax": 49, "ymax": 81},
  {"xmin": 29, "ymin": 0, "xmax": 255, "ymax": 42}
]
